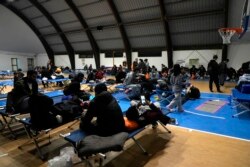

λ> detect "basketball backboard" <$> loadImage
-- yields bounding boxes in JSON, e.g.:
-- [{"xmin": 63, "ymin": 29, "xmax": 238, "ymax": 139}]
[{"xmin": 239, "ymin": 0, "xmax": 250, "ymax": 38}]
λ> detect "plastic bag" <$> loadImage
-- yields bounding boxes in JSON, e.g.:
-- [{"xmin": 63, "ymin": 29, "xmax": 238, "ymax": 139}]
[
  {"xmin": 60, "ymin": 147, "xmax": 75, "ymax": 157},
  {"xmin": 47, "ymin": 147, "xmax": 75, "ymax": 167},
  {"xmin": 47, "ymin": 154, "xmax": 72, "ymax": 167}
]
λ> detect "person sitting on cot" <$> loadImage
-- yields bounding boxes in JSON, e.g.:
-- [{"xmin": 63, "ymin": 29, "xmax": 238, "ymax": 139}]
[
  {"xmin": 80, "ymin": 83, "xmax": 125, "ymax": 136},
  {"xmin": 63, "ymin": 73, "xmax": 90, "ymax": 102}
]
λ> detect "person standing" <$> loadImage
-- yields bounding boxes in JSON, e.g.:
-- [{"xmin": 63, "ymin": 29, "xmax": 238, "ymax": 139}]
[
  {"xmin": 131, "ymin": 58, "xmax": 138, "ymax": 71},
  {"xmin": 47, "ymin": 59, "xmax": 53, "ymax": 70},
  {"xmin": 167, "ymin": 64, "xmax": 185, "ymax": 112},
  {"xmin": 207, "ymin": 55, "xmax": 222, "ymax": 93},
  {"xmin": 63, "ymin": 73, "xmax": 88, "ymax": 100},
  {"xmin": 219, "ymin": 59, "xmax": 229, "ymax": 86}
]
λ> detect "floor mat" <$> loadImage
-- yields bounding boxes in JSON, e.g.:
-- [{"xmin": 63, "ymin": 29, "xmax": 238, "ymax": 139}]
[{"xmin": 195, "ymin": 100, "xmax": 227, "ymax": 113}]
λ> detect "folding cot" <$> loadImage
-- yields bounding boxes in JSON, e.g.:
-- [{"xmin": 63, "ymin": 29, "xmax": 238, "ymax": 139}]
[
  {"xmin": 17, "ymin": 94, "xmax": 171, "ymax": 160},
  {"xmin": 84, "ymin": 81, "xmax": 114, "ymax": 93},
  {"xmin": 0, "ymin": 71, "xmax": 13, "ymax": 79},
  {"xmin": 0, "ymin": 79, "xmax": 13, "ymax": 94},
  {"xmin": 153, "ymin": 88, "xmax": 174, "ymax": 104},
  {"xmin": 38, "ymin": 78, "xmax": 70, "ymax": 90},
  {"xmin": 0, "ymin": 90, "xmax": 64, "ymax": 138},
  {"xmin": 16, "ymin": 93, "xmax": 95, "ymax": 160},
  {"xmin": 60, "ymin": 121, "xmax": 171, "ymax": 166},
  {"xmin": 17, "ymin": 109, "xmax": 90, "ymax": 160},
  {"xmin": 231, "ymin": 84, "xmax": 250, "ymax": 117}
]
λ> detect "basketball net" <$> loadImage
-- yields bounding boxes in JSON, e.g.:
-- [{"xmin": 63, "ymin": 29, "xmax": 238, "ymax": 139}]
[
  {"xmin": 218, "ymin": 29, "xmax": 236, "ymax": 44},
  {"xmin": 218, "ymin": 28, "xmax": 243, "ymax": 44}
]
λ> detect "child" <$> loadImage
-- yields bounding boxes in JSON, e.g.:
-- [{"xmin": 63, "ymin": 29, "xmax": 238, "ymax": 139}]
[{"xmin": 167, "ymin": 64, "xmax": 185, "ymax": 112}]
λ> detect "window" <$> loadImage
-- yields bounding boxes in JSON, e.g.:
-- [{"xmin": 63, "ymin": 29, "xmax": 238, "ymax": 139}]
[
  {"xmin": 138, "ymin": 50, "xmax": 161, "ymax": 57},
  {"xmin": 27, "ymin": 58, "xmax": 34, "ymax": 70},
  {"xmin": 79, "ymin": 55, "xmax": 93, "ymax": 58},
  {"xmin": 11, "ymin": 58, "xmax": 18, "ymax": 71},
  {"xmin": 105, "ymin": 51, "xmax": 123, "ymax": 58},
  {"xmin": 189, "ymin": 59, "xmax": 199, "ymax": 68}
]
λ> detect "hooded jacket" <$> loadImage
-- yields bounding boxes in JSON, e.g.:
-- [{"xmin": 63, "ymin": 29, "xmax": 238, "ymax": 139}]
[{"xmin": 80, "ymin": 91, "xmax": 125, "ymax": 136}]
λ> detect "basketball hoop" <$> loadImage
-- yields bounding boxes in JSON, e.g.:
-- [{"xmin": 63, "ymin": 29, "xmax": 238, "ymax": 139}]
[{"xmin": 218, "ymin": 28, "xmax": 243, "ymax": 44}]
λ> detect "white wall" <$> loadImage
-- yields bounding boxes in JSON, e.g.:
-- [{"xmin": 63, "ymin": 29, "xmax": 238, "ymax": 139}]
[
  {"xmin": 0, "ymin": 50, "xmax": 35, "ymax": 71},
  {"xmin": 228, "ymin": 43, "xmax": 250, "ymax": 70},
  {"xmin": 54, "ymin": 55, "xmax": 71, "ymax": 68},
  {"xmin": 35, "ymin": 53, "xmax": 49, "ymax": 67},
  {"xmin": 76, "ymin": 54, "xmax": 96, "ymax": 69},
  {"xmin": 100, "ymin": 53, "xmax": 126, "ymax": 68},
  {"xmin": 54, "ymin": 54, "xmax": 97, "ymax": 69},
  {"xmin": 173, "ymin": 50, "xmax": 222, "ymax": 69},
  {"xmin": 131, "ymin": 51, "xmax": 168, "ymax": 70},
  {"xmin": 2, "ymin": 48, "xmax": 247, "ymax": 72}
]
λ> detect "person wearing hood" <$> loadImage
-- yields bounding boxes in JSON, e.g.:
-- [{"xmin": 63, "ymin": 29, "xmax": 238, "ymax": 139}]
[
  {"xmin": 80, "ymin": 83, "xmax": 125, "ymax": 136},
  {"xmin": 63, "ymin": 72, "xmax": 90, "ymax": 101}
]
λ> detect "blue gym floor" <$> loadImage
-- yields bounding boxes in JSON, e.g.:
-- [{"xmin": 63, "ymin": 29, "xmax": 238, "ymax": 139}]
[
  {"xmin": 167, "ymin": 92, "xmax": 250, "ymax": 141},
  {"xmin": 2, "ymin": 89, "xmax": 250, "ymax": 141},
  {"xmin": 113, "ymin": 91, "xmax": 250, "ymax": 141}
]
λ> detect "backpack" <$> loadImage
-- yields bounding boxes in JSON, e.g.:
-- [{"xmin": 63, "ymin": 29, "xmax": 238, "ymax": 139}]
[
  {"xmin": 187, "ymin": 86, "xmax": 200, "ymax": 99},
  {"xmin": 52, "ymin": 100, "xmax": 82, "ymax": 123},
  {"xmin": 106, "ymin": 79, "xmax": 116, "ymax": 85},
  {"xmin": 29, "ymin": 94, "xmax": 58, "ymax": 130},
  {"xmin": 126, "ymin": 106, "xmax": 140, "ymax": 121},
  {"xmin": 125, "ymin": 84, "xmax": 141, "ymax": 100}
]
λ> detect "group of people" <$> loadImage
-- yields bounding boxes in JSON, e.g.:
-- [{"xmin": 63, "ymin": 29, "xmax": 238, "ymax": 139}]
[
  {"xmin": 207, "ymin": 55, "xmax": 230, "ymax": 93},
  {"xmin": 80, "ymin": 82, "xmax": 177, "ymax": 136},
  {"xmin": 8, "ymin": 54, "xmax": 249, "ymax": 138}
]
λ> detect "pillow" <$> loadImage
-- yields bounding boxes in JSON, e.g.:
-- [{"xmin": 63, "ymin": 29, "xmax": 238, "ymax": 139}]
[
  {"xmin": 124, "ymin": 117, "xmax": 139, "ymax": 131},
  {"xmin": 77, "ymin": 132, "xmax": 128, "ymax": 157}
]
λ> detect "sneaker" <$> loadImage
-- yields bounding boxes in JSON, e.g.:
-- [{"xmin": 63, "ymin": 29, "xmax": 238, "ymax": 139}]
[
  {"xmin": 169, "ymin": 118, "xmax": 178, "ymax": 125},
  {"xmin": 166, "ymin": 105, "xmax": 174, "ymax": 112},
  {"xmin": 178, "ymin": 108, "xmax": 184, "ymax": 112},
  {"xmin": 152, "ymin": 122, "xmax": 158, "ymax": 129}
]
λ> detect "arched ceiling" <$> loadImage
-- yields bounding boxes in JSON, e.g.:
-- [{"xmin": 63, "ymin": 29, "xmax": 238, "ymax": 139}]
[{"xmin": 0, "ymin": 0, "xmax": 245, "ymax": 69}]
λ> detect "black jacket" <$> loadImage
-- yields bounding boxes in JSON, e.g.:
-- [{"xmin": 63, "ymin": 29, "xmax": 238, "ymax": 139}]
[
  {"xmin": 29, "ymin": 94, "xmax": 58, "ymax": 130},
  {"xmin": 80, "ymin": 91, "xmax": 125, "ymax": 136},
  {"xmin": 207, "ymin": 60, "xmax": 219, "ymax": 76},
  {"xmin": 64, "ymin": 79, "xmax": 81, "ymax": 95}
]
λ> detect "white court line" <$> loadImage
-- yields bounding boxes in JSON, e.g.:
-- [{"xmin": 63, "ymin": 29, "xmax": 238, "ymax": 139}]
[
  {"xmin": 184, "ymin": 110, "xmax": 226, "ymax": 119},
  {"xmin": 172, "ymin": 125, "xmax": 250, "ymax": 142},
  {"xmin": 0, "ymin": 153, "xmax": 8, "ymax": 158}
]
